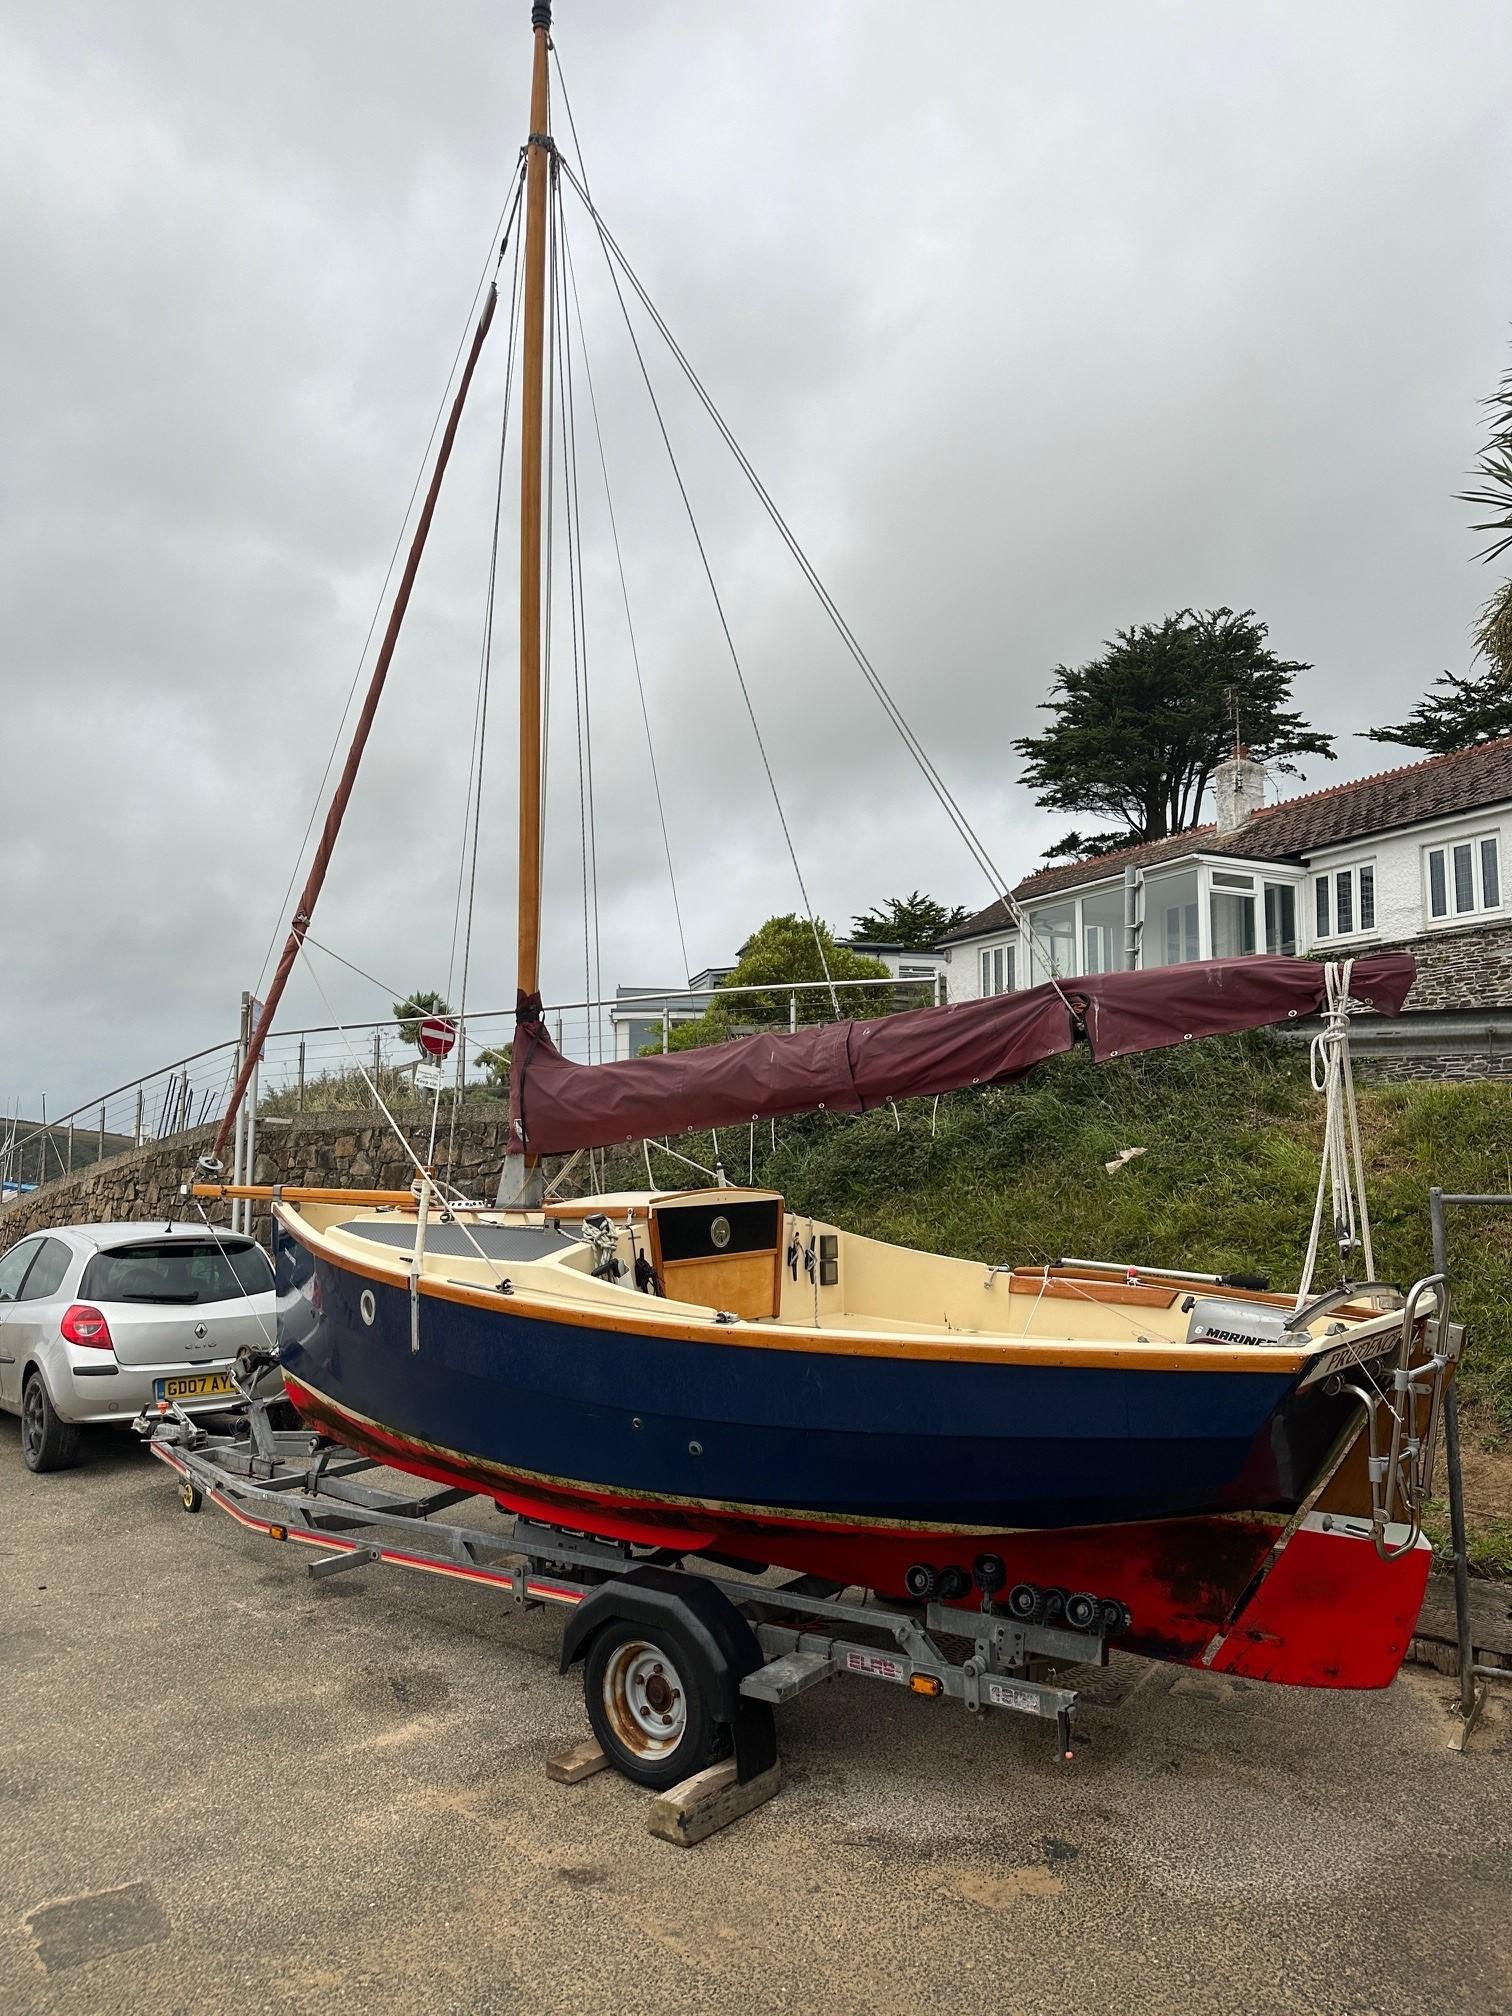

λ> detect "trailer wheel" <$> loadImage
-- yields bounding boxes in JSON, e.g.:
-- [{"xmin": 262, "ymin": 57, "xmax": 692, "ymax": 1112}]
[
  {"xmin": 583, "ymin": 1618, "xmax": 728, "ymax": 1791},
  {"xmin": 179, "ymin": 1479, "xmax": 204, "ymax": 1514}
]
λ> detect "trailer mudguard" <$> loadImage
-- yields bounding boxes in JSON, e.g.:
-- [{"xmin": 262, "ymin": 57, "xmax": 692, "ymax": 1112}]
[
  {"xmin": 559, "ymin": 1563, "xmax": 760, "ymax": 1707},
  {"xmin": 558, "ymin": 1563, "xmax": 776, "ymax": 1779}
]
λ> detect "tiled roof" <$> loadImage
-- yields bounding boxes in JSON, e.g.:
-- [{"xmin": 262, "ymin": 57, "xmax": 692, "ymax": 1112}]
[
  {"xmin": 990, "ymin": 735, "xmax": 1512, "ymax": 908},
  {"xmin": 937, "ymin": 896, "xmax": 1016, "ymax": 946}
]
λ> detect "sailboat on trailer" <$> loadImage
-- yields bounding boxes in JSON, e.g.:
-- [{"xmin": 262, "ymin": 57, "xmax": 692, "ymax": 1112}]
[{"xmin": 199, "ymin": 3, "xmax": 1457, "ymax": 1691}]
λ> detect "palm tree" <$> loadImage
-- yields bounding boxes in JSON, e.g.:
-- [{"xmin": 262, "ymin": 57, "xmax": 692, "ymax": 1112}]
[{"xmin": 392, "ymin": 989, "xmax": 454, "ymax": 1051}]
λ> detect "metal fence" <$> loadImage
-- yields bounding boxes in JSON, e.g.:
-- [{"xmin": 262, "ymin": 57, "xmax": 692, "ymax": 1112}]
[{"xmin": 1, "ymin": 973, "xmax": 943, "ymax": 1200}]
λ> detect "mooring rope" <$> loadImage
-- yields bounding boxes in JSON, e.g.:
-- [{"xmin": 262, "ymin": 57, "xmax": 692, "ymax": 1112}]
[{"xmin": 1295, "ymin": 959, "xmax": 1375, "ymax": 1309}]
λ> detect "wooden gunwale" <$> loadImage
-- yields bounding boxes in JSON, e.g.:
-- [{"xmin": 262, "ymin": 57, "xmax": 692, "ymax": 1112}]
[{"xmin": 273, "ymin": 1199, "xmax": 1319, "ymax": 1376}]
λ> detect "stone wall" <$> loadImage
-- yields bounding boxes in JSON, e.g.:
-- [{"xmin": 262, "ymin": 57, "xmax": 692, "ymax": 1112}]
[
  {"xmin": 1357, "ymin": 1049, "xmax": 1512, "ymax": 1084},
  {"xmin": 1392, "ymin": 918, "xmax": 1512, "ymax": 1010},
  {"xmin": 0, "ymin": 1110, "xmax": 519, "ymax": 1247},
  {"xmin": 1334, "ymin": 919, "xmax": 1512, "ymax": 1082}
]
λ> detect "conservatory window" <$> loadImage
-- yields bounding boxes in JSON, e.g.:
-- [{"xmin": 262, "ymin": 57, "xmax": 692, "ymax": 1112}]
[
  {"xmin": 1264, "ymin": 882, "xmax": 1297, "ymax": 956},
  {"xmin": 1080, "ymin": 887, "xmax": 1128, "ymax": 974},
  {"xmin": 1425, "ymin": 833, "xmax": 1502, "ymax": 921},
  {"xmin": 1209, "ymin": 869, "xmax": 1257, "ymax": 959},
  {"xmin": 1313, "ymin": 862, "xmax": 1376, "ymax": 940},
  {"xmin": 1149, "ymin": 870, "xmax": 1201, "ymax": 966},
  {"xmin": 1028, "ymin": 904, "xmax": 1076, "ymax": 983}
]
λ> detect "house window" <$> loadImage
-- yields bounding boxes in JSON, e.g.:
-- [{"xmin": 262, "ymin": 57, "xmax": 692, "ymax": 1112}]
[
  {"xmin": 1264, "ymin": 882, "xmax": 1297, "ymax": 956},
  {"xmin": 1028, "ymin": 904, "xmax": 1076, "ymax": 982},
  {"xmin": 1148, "ymin": 869, "xmax": 1200, "ymax": 966},
  {"xmin": 1313, "ymin": 862, "xmax": 1376, "ymax": 940},
  {"xmin": 978, "ymin": 944, "xmax": 1014, "ymax": 996},
  {"xmin": 1209, "ymin": 870, "xmax": 1257, "ymax": 959},
  {"xmin": 1080, "ymin": 887, "xmax": 1128, "ymax": 974},
  {"xmin": 1425, "ymin": 833, "xmax": 1502, "ymax": 921}
]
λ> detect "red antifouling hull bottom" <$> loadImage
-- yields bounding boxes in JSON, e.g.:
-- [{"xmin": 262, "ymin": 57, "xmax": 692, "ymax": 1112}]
[{"xmin": 286, "ymin": 1375, "xmax": 1429, "ymax": 1691}]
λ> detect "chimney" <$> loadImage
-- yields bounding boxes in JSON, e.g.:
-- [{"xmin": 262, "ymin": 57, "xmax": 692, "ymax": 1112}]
[{"xmin": 1213, "ymin": 747, "xmax": 1267, "ymax": 835}]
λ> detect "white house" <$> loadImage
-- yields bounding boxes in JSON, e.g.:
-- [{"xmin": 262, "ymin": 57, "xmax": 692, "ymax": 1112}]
[
  {"xmin": 609, "ymin": 941, "xmax": 948, "ymax": 1060},
  {"xmin": 939, "ymin": 738, "xmax": 1512, "ymax": 1071}
]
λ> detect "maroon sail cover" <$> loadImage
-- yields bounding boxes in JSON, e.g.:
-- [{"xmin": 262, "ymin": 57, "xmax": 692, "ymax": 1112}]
[{"xmin": 509, "ymin": 952, "xmax": 1415, "ymax": 1156}]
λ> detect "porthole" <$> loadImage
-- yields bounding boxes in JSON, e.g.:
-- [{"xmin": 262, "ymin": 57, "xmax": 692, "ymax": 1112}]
[{"xmin": 360, "ymin": 1289, "xmax": 377, "ymax": 1327}]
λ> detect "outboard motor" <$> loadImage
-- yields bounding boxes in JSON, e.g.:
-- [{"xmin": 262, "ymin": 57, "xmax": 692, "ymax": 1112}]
[{"xmin": 1184, "ymin": 1295, "xmax": 1290, "ymax": 1349}]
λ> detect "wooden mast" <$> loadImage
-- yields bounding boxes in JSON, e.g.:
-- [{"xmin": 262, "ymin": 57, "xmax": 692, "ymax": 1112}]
[
  {"xmin": 500, "ymin": 0, "xmax": 552, "ymax": 1204},
  {"xmin": 516, "ymin": 3, "xmax": 552, "ymax": 1005}
]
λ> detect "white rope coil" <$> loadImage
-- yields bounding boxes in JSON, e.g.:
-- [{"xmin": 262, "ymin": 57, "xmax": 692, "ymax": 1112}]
[{"xmin": 1295, "ymin": 959, "xmax": 1375, "ymax": 1309}]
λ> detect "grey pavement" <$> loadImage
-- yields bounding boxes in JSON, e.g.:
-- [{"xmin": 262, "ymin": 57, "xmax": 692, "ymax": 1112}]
[{"xmin": 1, "ymin": 1419, "xmax": 1509, "ymax": 2016}]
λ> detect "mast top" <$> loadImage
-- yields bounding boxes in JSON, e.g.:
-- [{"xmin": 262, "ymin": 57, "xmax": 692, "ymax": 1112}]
[{"xmin": 531, "ymin": 2, "xmax": 551, "ymax": 29}]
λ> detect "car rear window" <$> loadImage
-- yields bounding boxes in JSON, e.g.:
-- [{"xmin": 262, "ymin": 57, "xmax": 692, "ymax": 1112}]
[{"xmin": 81, "ymin": 1239, "xmax": 274, "ymax": 1306}]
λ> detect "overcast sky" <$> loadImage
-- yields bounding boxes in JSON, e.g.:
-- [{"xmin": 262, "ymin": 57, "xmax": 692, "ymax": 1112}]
[{"xmin": 4, "ymin": 0, "xmax": 1511, "ymax": 1116}]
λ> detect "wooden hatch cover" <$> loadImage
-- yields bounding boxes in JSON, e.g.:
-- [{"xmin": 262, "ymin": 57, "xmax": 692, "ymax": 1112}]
[{"xmin": 648, "ymin": 1189, "xmax": 785, "ymax": 1320}]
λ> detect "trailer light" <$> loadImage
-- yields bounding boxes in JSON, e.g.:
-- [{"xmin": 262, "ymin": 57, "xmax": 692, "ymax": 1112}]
[
  {"xmin": 61, "ymin": 1304, "xmax": 114, "ymax": 1351},
  {"xmin": 909, "ymin": 1673, "xmax": 943, "ymax": 1697}
]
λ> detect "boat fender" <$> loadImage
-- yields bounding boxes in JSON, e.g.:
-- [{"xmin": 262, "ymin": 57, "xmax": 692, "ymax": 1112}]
[
  {"xmin": 1218, "ymin": 1271, "xmax": 1271, "ymax": 1292},
  {"xmin": 558, "ymin": 1564, "xmax": 775, "ymax": 1780}
]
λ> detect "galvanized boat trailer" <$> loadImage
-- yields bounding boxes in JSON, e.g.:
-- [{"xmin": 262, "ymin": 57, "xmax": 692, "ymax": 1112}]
[{"xmin": 139, "ymin": 1395, "xmax": 1117, "ymax": 1841}]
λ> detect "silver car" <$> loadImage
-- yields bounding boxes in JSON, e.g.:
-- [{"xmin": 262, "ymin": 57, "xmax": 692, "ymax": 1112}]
[{"xmin": 0, "ymin": 1221, "xmax": 276, "ymax": 1472}]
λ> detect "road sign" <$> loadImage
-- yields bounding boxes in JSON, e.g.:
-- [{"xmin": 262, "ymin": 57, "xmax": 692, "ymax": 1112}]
[
  {"xmin": 414, "ymin": 1063, "xmax": 445, "ymax": 1092},
  {"xmin": 417, "ymin": 1016, "xmax": 457, "ymax": 1059}
]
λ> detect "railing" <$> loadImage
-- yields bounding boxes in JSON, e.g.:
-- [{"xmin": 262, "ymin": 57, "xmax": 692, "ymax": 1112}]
[
  {"xmin": 0, "ymin": 973, "xmax": 944, "ymax": 1200},
  {"xmin": 0, "ymin": 1039, "xmax": 239, "ymax": 1193},
  {"xmin": 1429, "ymin": 1187, "xmax": 1512, "ymax": 1745}
]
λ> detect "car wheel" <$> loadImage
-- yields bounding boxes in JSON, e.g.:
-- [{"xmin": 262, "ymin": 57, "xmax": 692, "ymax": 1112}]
[{"xmin": 21, "ymin": 1372, "xmax": 81, "ymax": 1474}]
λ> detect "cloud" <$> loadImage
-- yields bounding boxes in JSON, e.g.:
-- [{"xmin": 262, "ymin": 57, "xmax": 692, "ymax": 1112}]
[{"xmin": 3, "ymin": 0, "xmax": 1511, "ymax": 1117}]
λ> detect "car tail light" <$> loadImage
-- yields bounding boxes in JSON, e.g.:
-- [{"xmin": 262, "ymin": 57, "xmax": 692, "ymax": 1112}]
[{"xmin": 61, "ymin": 1304, "xmax": 114, "ymax": 1351}]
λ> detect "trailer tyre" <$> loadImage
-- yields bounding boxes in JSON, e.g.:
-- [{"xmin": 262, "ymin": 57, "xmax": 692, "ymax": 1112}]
[
  {"xmin": 180, "ymin": 1479, "xmax": 204, "ymax": 1514},
  {"xmin": 583, "ymin": 1618, "xmax": 729, "ymax": 1791}
]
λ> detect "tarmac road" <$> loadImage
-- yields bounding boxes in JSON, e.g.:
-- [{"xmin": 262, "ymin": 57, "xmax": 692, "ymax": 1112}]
[{"xmin": 1, "ymin": 1418, "xmax": 1509, "ymax": 2016}]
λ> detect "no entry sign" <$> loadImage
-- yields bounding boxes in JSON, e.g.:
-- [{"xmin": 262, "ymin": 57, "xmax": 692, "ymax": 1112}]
[{"xmin": 417, "ymin": 1015, "xmax": 457, "ymax": 1059}]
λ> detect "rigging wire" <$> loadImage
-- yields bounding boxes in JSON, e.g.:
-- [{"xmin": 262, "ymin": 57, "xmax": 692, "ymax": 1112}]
[
  {"xmin": 549, "ymin": 51, "xmax": 840, "ymax": 1019},
  {"xmin": 558, "ymin": 152, "xmax": 1013, "ymax": 911},
  {"xmin": 550, "ymin": 52, "xmax": 1017, "ymax": 922},
  {"xmin": 253, "ymin": 166, "xmax": 528, "ymax": 1005},
  {"xmin": 540, "ymin": 128, "xmax": 560, "ymax": 973},
  {"xmin": 447, "ymin": 193, "xmax": 528, "ymax": 1171},
  {"xmin": 555, "ymin": 166, "xmax": 605, "ymax": 1069},
  {"xmin": 294, "ymin": 943, "xmax": 518, "ymax": 1293},
  {"xmin": 558, "ymin": 181, "xmax": 691, "ymax": 987},
  {"xmin": 548, "ymin": 161, "xmax": 598, "ymax": 1066},
  {"xmin": 447, "ymin": 207, "xmax": 526, "ymax": 1006}
]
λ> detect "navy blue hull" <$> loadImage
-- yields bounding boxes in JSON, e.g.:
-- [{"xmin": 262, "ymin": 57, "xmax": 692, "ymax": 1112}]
[{"xmin": 276, "ymin": 1229, "xmax": 1347, "ymax": 1536}]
